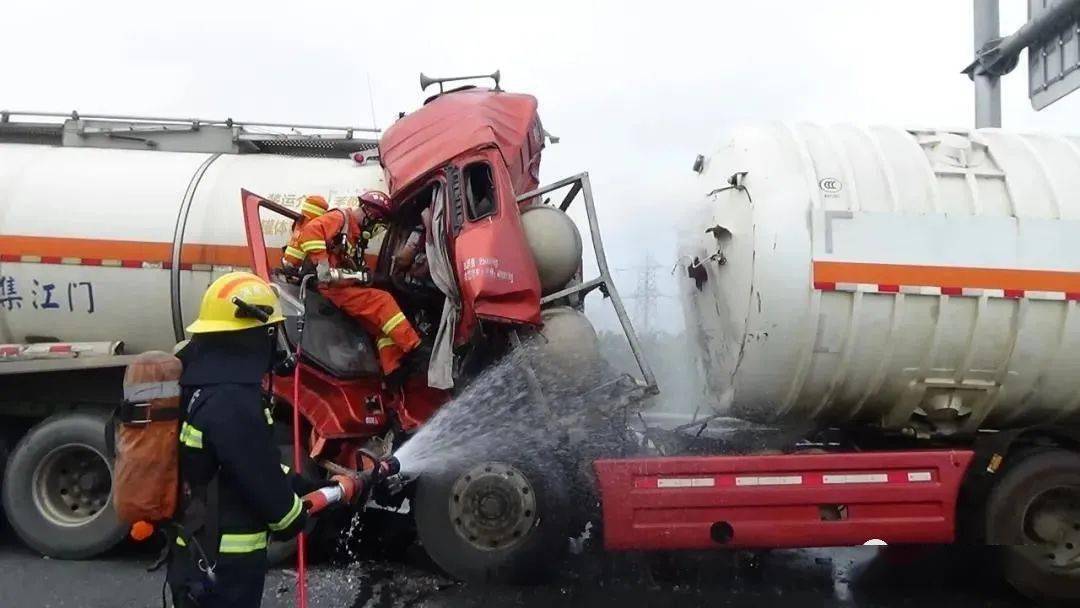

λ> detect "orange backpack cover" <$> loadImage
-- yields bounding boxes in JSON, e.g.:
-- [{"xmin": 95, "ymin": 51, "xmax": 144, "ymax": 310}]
[{"xmin": 114, "ymin": 351, "xmax": 183, "ymax": 524}]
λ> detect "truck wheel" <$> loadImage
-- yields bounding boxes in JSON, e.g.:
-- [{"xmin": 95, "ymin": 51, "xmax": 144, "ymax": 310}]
[
  {"xmin": 414, "ymin": 449, "xmax": 569, "ymax": 584},
  {"xmin": 2, "ymin": 413, "xmax": 126, "ymax": 558},
  {"xmin": 985, "ymin": 448, "xmax": 1080, "ymax": 605}
]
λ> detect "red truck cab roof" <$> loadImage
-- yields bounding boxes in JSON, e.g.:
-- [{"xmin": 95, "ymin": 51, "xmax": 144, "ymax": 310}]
[{"xmin": 379, "ymin": 88, "xmax": 544, "ymax": 199}]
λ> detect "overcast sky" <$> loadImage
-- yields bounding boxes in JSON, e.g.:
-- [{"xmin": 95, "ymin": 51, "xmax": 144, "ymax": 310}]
[{"xmin": 5, "ymin": 1, "xmax": 1079, "ymax": 334}]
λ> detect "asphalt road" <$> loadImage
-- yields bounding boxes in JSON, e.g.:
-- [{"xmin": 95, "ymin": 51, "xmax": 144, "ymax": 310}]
[{"xmin": 0, "ymin": 528, "xmax": 1039, "ymax": 608}]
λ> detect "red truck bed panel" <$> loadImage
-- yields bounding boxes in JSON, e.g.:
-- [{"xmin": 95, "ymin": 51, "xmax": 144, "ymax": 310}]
[{"xmin": 593, "ymin": 450, "xmax": 974, "ymax": 551}]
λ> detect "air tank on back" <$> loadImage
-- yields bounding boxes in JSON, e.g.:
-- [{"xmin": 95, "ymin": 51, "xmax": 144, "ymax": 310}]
[
  {"xmin": 520, "ymin": 205, "xmax": 583, "ymax": 294},
  {"xmin": 680, "ymin": 124, "xmax": 1080, "ymax": 435}
]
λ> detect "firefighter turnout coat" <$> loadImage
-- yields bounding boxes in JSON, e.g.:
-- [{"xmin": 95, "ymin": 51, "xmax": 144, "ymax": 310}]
[{"xmin": 168, "ymin": 328, "xmax": 311, "ymax": 607}]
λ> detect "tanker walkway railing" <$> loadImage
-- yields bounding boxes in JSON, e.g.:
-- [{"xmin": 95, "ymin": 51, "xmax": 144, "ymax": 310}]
[{"xmin": 0, "ymin": 110, "xmax": 380, "ymax": 154}]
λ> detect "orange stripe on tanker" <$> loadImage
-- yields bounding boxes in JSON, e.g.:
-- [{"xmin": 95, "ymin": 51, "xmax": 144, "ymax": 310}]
[
  {"xmin": 0, "ymin": 234, "xmax": 255, "ymax": 268},
  {"xmin": 813, "ymin": 260, "xmax": 1080, "ymax": 294},
  {"xmin": 0, "ymin": 234, "xmax": 378, "ymax": 272}
]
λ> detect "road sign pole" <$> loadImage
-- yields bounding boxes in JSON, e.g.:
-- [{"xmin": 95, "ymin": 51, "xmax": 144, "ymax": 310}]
[
  {"xmin": 973, "ymin": 0, "xmax": 1002, "ymax": 128},
  {"xmin": 965, "ymin": 0, "xmax": 1080, "ymax": 120}
]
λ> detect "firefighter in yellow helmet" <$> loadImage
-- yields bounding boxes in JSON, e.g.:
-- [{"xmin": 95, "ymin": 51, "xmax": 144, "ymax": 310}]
[{"xmin": 168, "ymin": 272, "xmax": 356, "ymax": 607}]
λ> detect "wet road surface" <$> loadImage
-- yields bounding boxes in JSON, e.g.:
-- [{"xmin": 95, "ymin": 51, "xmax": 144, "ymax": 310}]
[{"xmin": 0, "ymin": 529, "xmax": 1037, "ymax": 608}]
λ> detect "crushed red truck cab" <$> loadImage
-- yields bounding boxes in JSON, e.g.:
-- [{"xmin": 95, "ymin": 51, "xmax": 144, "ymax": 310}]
[
  {"xmin": 238, "ymin": 78, "xmax": 658, "ymax": 585},
  {"xmin": 381, "ymin": 87, "xmax": 546, "ymax": 330}
]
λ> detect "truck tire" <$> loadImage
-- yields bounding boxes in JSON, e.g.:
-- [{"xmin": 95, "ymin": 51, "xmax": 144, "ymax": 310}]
[
  {"xmin": 414, "ymin": 448, "xmax": 569, "ymax": 584},
  {"xmin": 0, "ymin": 432, "xmax": 10, "ymax": 525},
  {"xmin": 2, "ymin": 413, "xmax": 127, "ymax": 558},
  {"xmin": 985, "ymin": 448, "xmax": 1080, "ymax": 605}
]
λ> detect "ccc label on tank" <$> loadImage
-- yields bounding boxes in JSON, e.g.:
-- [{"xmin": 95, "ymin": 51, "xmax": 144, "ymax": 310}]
[{"xmin": 818, "ymin": 177, "xmax": 843, "ymax": 195}]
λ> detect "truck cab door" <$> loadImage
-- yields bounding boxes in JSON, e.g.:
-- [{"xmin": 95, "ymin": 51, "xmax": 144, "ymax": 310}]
[
  {"xmin": 240, "ymin": 189, "xmax": 293, "ymax": 280},
  {"xmin": 446, "ymin": 154, "xmax": 542, "ymax": 331}
]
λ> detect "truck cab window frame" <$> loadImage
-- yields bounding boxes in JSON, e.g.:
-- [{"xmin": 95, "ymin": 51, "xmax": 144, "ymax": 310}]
[{"xmin": 463, "ymin": 162, "xmax": 497, "ymax": 221}]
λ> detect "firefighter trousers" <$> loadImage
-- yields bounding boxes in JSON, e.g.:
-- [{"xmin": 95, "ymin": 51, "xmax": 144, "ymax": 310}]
[
  {"xmin": 168, "ymin": 549, "xmax": 267, "ymax": 608},
  {"xmin": 320, "ymin": 285, "xmax": 421, "ymax": 373}
]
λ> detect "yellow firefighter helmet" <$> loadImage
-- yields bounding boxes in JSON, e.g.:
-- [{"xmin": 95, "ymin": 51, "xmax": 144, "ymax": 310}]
[{"xmin": 186, "ymin": 272, "xmax": 285, "ymax": 334}]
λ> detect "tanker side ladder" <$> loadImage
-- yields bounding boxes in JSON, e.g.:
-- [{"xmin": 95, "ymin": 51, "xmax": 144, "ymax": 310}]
[{"xmin": 0, "ymin": 109, "xmax": 380, "ymax": 157}]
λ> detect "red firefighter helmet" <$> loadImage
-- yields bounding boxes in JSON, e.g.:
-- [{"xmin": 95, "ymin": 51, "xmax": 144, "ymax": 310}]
[{"xmin": 358, "ymin": 191, "xmax": 393, "ymax": 221}]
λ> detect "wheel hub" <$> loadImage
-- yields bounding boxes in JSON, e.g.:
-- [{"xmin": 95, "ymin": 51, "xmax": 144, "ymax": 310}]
[
  {"xmin": 1020, "ymin": 486, "xmax": 1080, "ymax": 571},
  {"xmin": 449, "ymin": 462, "xmax": 538, "ymax": 551},
  {"xmin": 32, "ymin": 444, "xmax": 112, "ymax": 527},
  {"xmin": 78, "ymin": 469, "xmax": 107, "ymax": 493},
  {"xmin": 478, "ymin": 494, "xmax": 507, "ymax": 519}
]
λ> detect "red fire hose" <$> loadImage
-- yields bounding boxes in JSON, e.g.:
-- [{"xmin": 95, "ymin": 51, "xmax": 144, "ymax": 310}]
[{"xmin": 291, "ymin": 338, "xmax": 308, "ymax": 608}]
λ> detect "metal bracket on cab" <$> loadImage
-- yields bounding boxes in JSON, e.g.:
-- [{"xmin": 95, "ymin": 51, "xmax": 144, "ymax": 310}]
[{"xmin": 515, "ymin": 173, "xmax": 658, "ymax": 395}]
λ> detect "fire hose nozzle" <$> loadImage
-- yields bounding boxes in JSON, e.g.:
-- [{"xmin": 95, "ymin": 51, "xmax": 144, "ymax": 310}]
[
  {"xmin": 304, "ymin": 456, "xmax": 399, "ymax": 515},
  {"xmin": 303, "ymin": 484, "xmax": 345, "ymax": 515},
  {"xmin": 303, "ymin": 471, "xmax": 366, "ymax": 515},
  {"xmin": 376, "ymin": 456, "xmax": 401, "ymax": 480}
]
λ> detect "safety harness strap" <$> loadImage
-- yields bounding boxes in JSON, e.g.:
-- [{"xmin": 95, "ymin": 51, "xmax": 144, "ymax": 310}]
[{"xmin": 120, "ymin": 400, "xmax": 182, "ymax": 424}]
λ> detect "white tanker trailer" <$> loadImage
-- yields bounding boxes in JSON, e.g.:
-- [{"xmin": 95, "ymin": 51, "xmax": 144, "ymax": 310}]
[
  {"xmin": 0, "ymin": 112, "xmax": 386, "ymax": 558},
  {"xmin": 681, "ymin": 123, "xmax": 1080, "ymax": 436}
]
